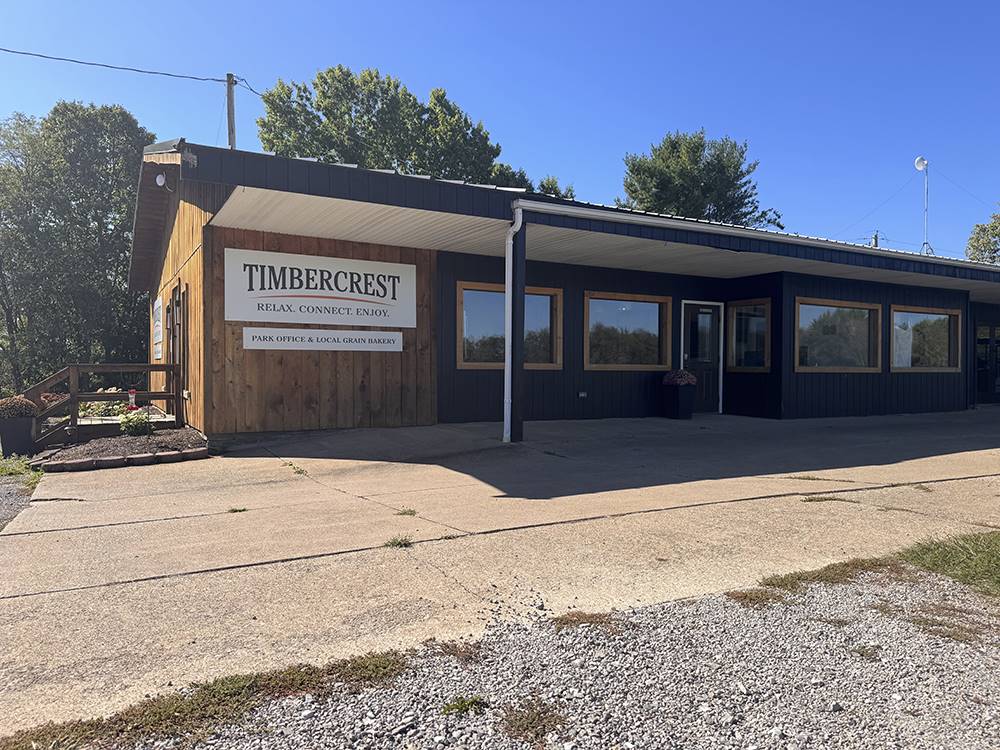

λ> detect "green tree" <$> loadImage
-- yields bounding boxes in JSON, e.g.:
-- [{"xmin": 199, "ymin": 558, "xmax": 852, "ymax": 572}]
[
  {"xmin": 620, "ymin": 129, "xmax": 782, "ymax": 229},
  {"xmin": 537, "ymin": 175, "xmax": 576, "ymax": 200},
  {"xmin": 0, "ymin": 102, "xmax": 153, "ymax": 393},
  {"xmin": 966, "ymin": 208, "xmax": 1000, "ymax": 264},
  {"xmin": 258, "ymin": 65, "xmax": 565, "ymax": 191},
  {"xmin": 489, "ymin": 162, "xmax": 534, "ymax": 190}
]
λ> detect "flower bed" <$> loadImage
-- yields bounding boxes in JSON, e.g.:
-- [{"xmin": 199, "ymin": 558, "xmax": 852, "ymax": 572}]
[{"xmin": 42, "ymin": 427, "xmax": 208, "ymax": 472}]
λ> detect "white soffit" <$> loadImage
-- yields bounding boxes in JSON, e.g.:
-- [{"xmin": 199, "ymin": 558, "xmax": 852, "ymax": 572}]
[
  {"xmin": 210, "ymin": 188, "xmax": 1000, "ymax": 303},
  {"xmin": 211, "ymin": 186, "xmax": 510, "ymax": 256},
  {"xmin": 526, "ymin": 224, "xmax": 1000, "ymax": 303}
]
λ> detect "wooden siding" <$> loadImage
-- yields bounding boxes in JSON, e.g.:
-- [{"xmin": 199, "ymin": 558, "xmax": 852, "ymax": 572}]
[
  {"xmin": 203, "ymin": 230, "xmax": 437, "ymax": 435},
  {"xmin": 147, "ymin": 177, "xmax": 233, "ymax": 433}
]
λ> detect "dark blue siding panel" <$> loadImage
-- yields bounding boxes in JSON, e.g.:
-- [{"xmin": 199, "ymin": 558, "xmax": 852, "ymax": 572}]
[
  {"xmin": 436, "ymin": 251, "xmax": 762, "ymax": 423},
  {"xmin": 780, "ymin": 273, "xmax": 969, "ymax": 418},
  {"xmin": 436, "ymin": 255, "xmax": 974, "ymax": 423}
]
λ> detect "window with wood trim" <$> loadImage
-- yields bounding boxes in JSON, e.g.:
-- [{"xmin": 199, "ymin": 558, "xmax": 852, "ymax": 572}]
[
  {"xmin": 584, "ymin": 292, "xmax": 671, "ymax": 370},
  {"xmin": 795, "ymin": 297, "xmax": 881, "ymax": 373},
  {"xmin": 891, "ymin": 305, "xmax": 961, "ymax": 371},
  {"xmin": 456, "ymin": 282, "xmax": 563, "ymax": 370},
  {"xmin": 727, "ymin": 299, "xmax": 771, "ymax": 372}
]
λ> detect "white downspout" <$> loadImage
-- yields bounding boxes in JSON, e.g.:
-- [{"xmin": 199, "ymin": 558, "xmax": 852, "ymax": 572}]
[{"xmin": 502, "ymin": 204, "xmax": 524, "ymax": 443}]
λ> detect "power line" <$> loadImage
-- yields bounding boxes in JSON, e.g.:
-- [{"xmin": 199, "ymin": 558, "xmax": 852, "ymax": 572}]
[
  {"xmin": 936, "ymin": 168, "xmax": 995, "ymax": 209},
  {"xmin": 236, "ymin": 77, "xmax": 263, "ymax": 97},
  {"xmin": 0, "ymin": 45, "xmax": 227, "ymax": 83},
  {"xmin": 831, "ymin": 172, "xmax": 919, "ymax": 239}
]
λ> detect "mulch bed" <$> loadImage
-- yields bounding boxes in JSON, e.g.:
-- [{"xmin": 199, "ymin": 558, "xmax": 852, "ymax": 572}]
[{"xmin": 52, "ymin": 427, "xmax": 206, "ymax": 460}]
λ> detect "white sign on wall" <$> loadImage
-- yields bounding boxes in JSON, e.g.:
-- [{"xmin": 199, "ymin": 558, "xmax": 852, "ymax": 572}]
[
  {"xmin": 243, "ymin": 327, "xmax": 402, "ymax": 352},
  {"xmin": 152, "ymin": 297, "xmax": 163, "ymax": 360},
  {"xmin": 225, "ymin": 248, "xmax": 417, "ymax": 328}
]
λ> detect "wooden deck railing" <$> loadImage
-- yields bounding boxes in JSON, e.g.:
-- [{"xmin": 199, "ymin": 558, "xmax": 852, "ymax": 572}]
[{"xmin": 22, "ymin": 363, "xmax": 182, "ymax": 448}]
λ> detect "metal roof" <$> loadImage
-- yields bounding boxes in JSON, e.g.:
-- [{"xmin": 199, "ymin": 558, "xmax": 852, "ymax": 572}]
[
  {"xmin": 131, "ymin": 138, "xmax": 1000, "ymax": 295},
  {"xmin": 519, "ymin": 193, "xmax": 994, "ymax": 275}
]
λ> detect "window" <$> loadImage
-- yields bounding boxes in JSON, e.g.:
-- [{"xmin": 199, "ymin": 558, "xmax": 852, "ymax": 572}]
[
  {"xmin": 727, "ymin": 299, "xmax": 771, "ymax": 372},
  {"xmin": 456, "ymin": 282, "xmax": 562, "ymax": 369},
  {"xmin": 584, "ymin": 292, "xmax": 671, "ymax": 370},
  {"xmin": 891, "ymin": 306, "xmax": 960, "ymax": 371},
  {"xmin": 795, "ymin": 297, "xmax": 881, "ymax": 372}
]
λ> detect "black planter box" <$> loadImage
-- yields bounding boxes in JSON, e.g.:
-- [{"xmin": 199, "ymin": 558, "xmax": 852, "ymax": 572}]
[
  {"xmin": 663, "ymin": 384, "xmax": 695, "ymax": 420},
  {"xmin": 0, "ymin": 417, "xmax": 34, "ymax": 457}
]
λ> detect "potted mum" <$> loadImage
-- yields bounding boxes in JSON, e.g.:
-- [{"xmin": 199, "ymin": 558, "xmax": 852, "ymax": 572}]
[
  {"xmin": 0, "ymin": 395, "xmax": 37, "ymax": 457},
  {"xmin": 662, "ymin": 369, "xmax": 697, "ymax": 420}
]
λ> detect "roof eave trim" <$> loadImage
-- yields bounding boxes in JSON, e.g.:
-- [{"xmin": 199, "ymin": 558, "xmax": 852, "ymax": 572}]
[{"xmin": 512, "ymin": 198, "xmax": 990, "ymax": 276}]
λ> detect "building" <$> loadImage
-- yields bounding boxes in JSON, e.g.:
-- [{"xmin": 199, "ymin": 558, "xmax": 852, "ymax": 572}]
[{"xmin": 129, "ymin": 139, "xmax": 1000, "ymax": 442}]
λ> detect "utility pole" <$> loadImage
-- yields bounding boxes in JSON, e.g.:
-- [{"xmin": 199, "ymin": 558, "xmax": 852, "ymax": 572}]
[{"xmin": 226, "ymin": 73, "xmax": 237, "ymax": 150}]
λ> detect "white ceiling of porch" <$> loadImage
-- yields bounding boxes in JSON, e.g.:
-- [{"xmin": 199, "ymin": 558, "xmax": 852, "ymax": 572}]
[{"xmin": 210, "ymin": 187, "xmax": 1000, "ymax": 303}]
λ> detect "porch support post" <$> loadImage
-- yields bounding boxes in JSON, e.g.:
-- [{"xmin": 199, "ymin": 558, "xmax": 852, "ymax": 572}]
[{"xmin": 503, "ymin": 208, "xmax": 526, "ymax": 442}]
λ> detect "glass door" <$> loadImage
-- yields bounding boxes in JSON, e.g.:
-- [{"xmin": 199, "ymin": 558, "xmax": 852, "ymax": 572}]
[{"xmin": 682, "ymin": 303, "xmax": 721, "ymax": 412}]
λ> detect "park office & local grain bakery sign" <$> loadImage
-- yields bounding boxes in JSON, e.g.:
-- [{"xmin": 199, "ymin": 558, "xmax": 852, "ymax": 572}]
[
  {"xmin": 243, "ymin": 328, "xmax": 402, "ymax": 352},
  {"xmin": 224, "ymin": 248, "xmax": 417, "ymax": 327}
]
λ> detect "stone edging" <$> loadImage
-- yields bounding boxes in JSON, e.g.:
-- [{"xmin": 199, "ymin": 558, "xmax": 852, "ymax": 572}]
[{"xmin": 42, "ymin": 446, "xmax": 209, "ymax": 473}]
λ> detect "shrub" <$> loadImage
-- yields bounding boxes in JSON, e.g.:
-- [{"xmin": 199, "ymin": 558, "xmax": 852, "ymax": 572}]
[
  {"xmin": 79, "ymin": 388, "xmax": 129, "ymax": 418},
  {"xmin": 0, "ymin": 396, "xmax": 37, "ymax": 419},
  {"xmin": 120, "ymin": 410, "xmax": 153, "ymax": 436},
  {"xmin": 662, "ymin": 369, "xmax": 697, "ymax": 386}
]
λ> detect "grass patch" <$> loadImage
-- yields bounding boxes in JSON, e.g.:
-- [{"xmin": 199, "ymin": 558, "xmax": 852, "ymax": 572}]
[
  {"xmin": 761, "ymin": 557, "xmax": 900, "ymax": 592},
  {"xmin": 0, "ymin": 651, "xmax": 406, "ymax": 750},
  {"xmin": 800, "ymin": 495, "xmax": 860, "ymax": 505},
  {"xmin": 905, "ymin": 614, "xmax": 982, "ymax": 644},
  {"xmin": 725, "ymin": 588, "xmax": 787, "ymax": 608},
  {"xmin": 871, "ymin": 599, "xmax": 989, "ymax": 645},
  {"xmin": 428, "ymin": 638, "xmax": 481, "ymax": 664},
  {"xmin": 0, "ymin": 455, "xmax": 32, "ymax": 477},
  {"xmin": 394, "ymin": 507, "xmax": 417, "ymax": 516},
  {"xmin": 283, "ymin": 461, "xmax": 307, "ymax": 476},
  {"xmin": 329, "ymin": 651, "xmax": 407, "ymax": 689},
  {"xmin": 383, "ymin": 534, "xmax": 413, "ymax": 548},
  {"xmin": 899, "ymin": 531, "xmax": 1000, "ymax": 597},
  {"xmin": 849, "ymin": 644, "xmax": 883, "ymax": 661},
  {"xmin": 502, "ymin": 696, "xmax": 565, "ymax": 746},
  {"xmin": 442, "ymin": 695, "xmax": 489, "ymax": 715},
  {"xmin": 227, "ymin": 507, "xmax": 247, "ymax": 513},
  {"xmin": 21, "ymin": 469, "xmax": 42, "ymax": 492},
  {"xmin": 550, "ymin": 610, "xmax": 615, "ymax": 632},
  {"xmin": 0, "ymin": 455, "xmax": 42, "ymax": 492}
]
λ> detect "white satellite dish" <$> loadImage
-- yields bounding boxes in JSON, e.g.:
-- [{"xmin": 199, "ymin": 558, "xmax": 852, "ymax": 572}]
[{"xmin": 914, "ymin": 156, "xmax": 928, "ymax": 172}]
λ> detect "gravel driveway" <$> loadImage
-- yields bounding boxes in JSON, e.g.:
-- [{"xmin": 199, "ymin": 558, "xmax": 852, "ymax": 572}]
[
  {"xmin": 0, "ymin": 476, "xmax": 32, "ymax": 532},
  {"xmin": 176, "ymin": 567, "xmax": 999, "ymax": 750}
]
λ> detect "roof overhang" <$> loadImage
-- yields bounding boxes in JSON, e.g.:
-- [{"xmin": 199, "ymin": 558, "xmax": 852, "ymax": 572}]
[
  {"xmin": 208, "ymin": 186, "xmax": 1000, "ymax": 303},
  {"xmin": 129, "ymin": 140, "xmax": 1000, "ymax": 302},
  {"xmin": 211, "ymin": 186, "xmax": 511, "ymax": 255},
  {"xmin": 128, "ymin": 160, "xmax": 179, "ymax": 291}
]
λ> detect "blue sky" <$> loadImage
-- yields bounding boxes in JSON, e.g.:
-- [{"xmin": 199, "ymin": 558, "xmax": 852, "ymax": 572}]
[{"xmin": 3, "ymin": 1, "xmax": 997, "ymax": 258}]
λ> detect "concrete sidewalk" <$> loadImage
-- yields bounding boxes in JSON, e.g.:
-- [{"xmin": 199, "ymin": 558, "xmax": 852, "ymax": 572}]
[{"xmin": 2, "ymin": 411, "xmax": 1000, "ymax": 732}]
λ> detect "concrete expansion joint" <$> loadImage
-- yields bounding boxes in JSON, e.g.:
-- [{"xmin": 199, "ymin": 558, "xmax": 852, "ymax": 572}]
[
  {"xmin": 266, "ymin": 447, "xmax": 475, "ymax": 536},
  {"xmin": 7, "ymin": 468, "xmax": 996, "ymax": 602}
]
